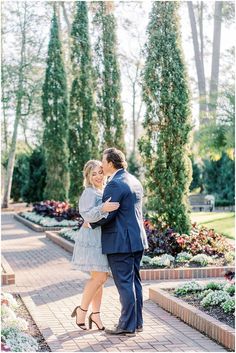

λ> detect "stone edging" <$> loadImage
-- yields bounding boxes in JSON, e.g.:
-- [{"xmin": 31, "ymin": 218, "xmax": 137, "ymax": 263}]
[
  {"xmin": 1, "ymin": 256, "xmax": 15, "ymax": 285},
  {"xmin": 149, "ymin": 281, "xmax": 235, "ymax": 351},
  {"xmin": 44, "ymin": 231, "xmax": 234, "ymax": 281},
  {"xmin": 14, "ymin": 213, "xmax": 73, "ymax": 232}
]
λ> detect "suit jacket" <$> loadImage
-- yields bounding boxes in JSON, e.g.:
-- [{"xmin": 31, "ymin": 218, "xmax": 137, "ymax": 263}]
[{"xmin": 90, "ymin": 169, "xmax": 148, "ymax": 254}]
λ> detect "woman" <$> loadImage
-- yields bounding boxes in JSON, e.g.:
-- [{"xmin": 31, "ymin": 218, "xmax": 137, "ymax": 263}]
[{"xmin": 71, "ymin": 160, "xmax": 119, "ymax": 331}]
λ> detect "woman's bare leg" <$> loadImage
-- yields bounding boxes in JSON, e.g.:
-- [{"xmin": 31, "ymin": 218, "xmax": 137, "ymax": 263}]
[
  {"xmin": 90, "ymin": 286, "xmax": 104, "ymax": 328},
  {"xmin": 92, "ymin": 286, "xmax": 103, "ymax": 312},
  {"xmin": 75, "ymin": 272, "xmax": 108, "ymax": 325}
]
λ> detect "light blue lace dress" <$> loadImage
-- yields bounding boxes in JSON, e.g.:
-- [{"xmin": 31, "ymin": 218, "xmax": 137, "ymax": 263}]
[{"xmin": 71, "ymin": 187, "xmax": 109, "ymax": 272}]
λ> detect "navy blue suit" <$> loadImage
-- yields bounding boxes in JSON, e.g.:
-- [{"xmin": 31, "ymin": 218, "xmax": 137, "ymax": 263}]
[{"xmin": 90, "ymin": 169, "xmax": 148, "ymax": 332}]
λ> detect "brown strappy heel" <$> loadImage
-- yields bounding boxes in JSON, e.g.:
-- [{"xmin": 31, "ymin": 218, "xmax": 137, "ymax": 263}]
[
  {"xmin": 88, "ymin": 311, "xmax": 105, "ymax": 330},
  {"xmin": 71, "ymin": 306, "xmax": 88, "ymax": 330}
]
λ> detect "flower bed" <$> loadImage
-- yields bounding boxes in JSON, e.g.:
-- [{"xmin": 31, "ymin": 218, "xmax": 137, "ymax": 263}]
[
  {"xmin": 171, "ymin": 279, "xmax": 235, "ymax": 328},
  {"xmin": 20, "ymin": 212, "xmax": 79, "ymax": 228},
  {"xmin": 149, "ymin": 280, "xmax": 235, "ymax": 350},
  {"xmin": 58, "ymin": 225, "xmax": 234, "ymax": 269},
  {"xmin": 46, "ymin": 230, "xmax": 234, "ymax": 281},
  {"xmin": 17, "ymin": 200, "xmax": 84, "ymax": 230},
  {"xmin": 18, "ymin": 201, "xmax": 235, "ymax": 268},
  {"xmin": 45, "ymin": 213, "xmax": 235, "ymax": 281},
  {"xmin": 1, "ymin": 293, "xmax": 39, "ymax": 352},
  {"xmin": 144, "ymin": 217, "xmax": 234, "ymax": 258},
  {"xmin": 32, "ymin": 200, "xmax": 82, "ymax": 222}
]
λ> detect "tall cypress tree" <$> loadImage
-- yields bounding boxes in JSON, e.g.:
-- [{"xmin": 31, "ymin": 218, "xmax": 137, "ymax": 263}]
[
  {"xmin": 69, "ymin": 2, "xmax": 98, "ymax": 203},
  {"xmin": 42, "ymin": 8, "xmax": 69, "ymax": 201},
  {"xmin": 94, "ymin": 2, "xmax": 125, "ymax": 151},
  {"xmin": 139, "ymin": 2, "xmax": 192, "ymax": 234}
]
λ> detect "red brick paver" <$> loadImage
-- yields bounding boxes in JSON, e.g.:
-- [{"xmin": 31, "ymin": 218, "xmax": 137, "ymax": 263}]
[{"xmin": 2, "ymin": 213, "xmax": 228, "ymax": 352}]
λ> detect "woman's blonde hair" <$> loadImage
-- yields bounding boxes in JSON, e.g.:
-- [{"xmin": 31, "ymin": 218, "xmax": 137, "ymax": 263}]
[{"xmin": 83, "ymin": 160, "xmax": 103, "ymax": 188}]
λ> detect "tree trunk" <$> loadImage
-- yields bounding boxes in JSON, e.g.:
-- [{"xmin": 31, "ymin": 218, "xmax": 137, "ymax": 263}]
[
  {"xmin": 61, "ymin": 2, "xmax": 71, "ymax": 33},
  {"xmin": 1, "ymin": 74, "xmax": 9, "ymax": 152},
  {"xmin": 187, "ymin": 1, "xmax": 208, "ymax": 125},
  {"xmin": 209, "ymin": 1, "xmax": 223, "ymax": 117},
  {"xmin": 1, "ymin": 97, "xmax": 22, "ymax": 208},
  {"xmin": 131, "ymin": 64, "xmax": 142, "ymax": 155},
  {"xmin": 1, "ymin": 29, "xmax": 9, "ymax": 152},
  {"xmin": 132, "ymin": 81, "xmax": 136, "ymax": 154},
  {"xmin": 1, "ymin": 6, "xmax": 26, "ymax": 208},
  {"xmin": 199, "ymin": 2, "xmax": 204, "ymax": 66}
]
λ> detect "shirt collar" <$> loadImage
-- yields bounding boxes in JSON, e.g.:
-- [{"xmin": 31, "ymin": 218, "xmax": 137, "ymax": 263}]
[{"xmin": 108, "ymin": 168, "xmax": 123, "ymax": 182}]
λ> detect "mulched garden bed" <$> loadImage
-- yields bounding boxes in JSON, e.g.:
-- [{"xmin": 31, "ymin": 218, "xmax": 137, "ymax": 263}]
[
  {"xmin": 167, "ymin": 289, "xmax": 235, "ymax": 329},
  {"xmin": 14, "ymin": 294, "xmax": 51, "ymax": 352}
]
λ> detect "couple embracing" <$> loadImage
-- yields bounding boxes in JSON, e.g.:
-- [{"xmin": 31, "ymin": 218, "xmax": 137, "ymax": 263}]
[{"xmin": 71, "ymin": 147, "xmax": 148, "ymax": 336}]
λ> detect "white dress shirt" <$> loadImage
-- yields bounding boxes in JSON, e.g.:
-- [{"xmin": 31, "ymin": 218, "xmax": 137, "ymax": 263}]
[{"xmin": 107, "ymin": 168, "xmax": 123, "ymax": 182}]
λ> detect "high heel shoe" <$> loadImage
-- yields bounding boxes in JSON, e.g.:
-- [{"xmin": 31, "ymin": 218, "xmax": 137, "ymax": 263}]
[
  {"xmin": 71, "ymin": 306, "xmax": 88, "ymax": 330},
  {"xmin": 88, "ymin": 312, "xmax": 105, "ymax": 330}
]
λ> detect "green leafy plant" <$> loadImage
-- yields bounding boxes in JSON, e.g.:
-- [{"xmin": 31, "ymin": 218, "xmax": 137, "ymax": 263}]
[
  {"xmin": 201, "ymin": 290, "xmax": 230, "ymax": 307},
  {"xmin": 220, "ymin": 298, "xmax": 235, "ymax": 313},
  {"xmin": 189, "ymin": 254, "xmax": 213, "ymax": 267},
  {"xmin": 1, "ymin": 293, "xmax": 38, "ymax": 351},
  {"xmin": 174, "ymin": 281, "xmax": 203, "ymax": 296},
  {"xmin": 150, "ymin": 254, "xmax": 175, "ymax": 268},
  {"xmin": 224, "ymin": 251, "xmax": 235, "ymax": 264},
  {"xmin": 204, "ymin": 282, "xmax": 225, "ymax": 291},
  {"xmin": 224, "ymin": 284, "xmax": 235, "ymax": 296},
  {"xmin": 144, "ymin": 217, "xmax": 234, "ymax": 260},
  {"xmin": 141, "ymin": 255, "xmax": 152, "ymax": 265},
  {"xmin": 175, "ymin": 252, "xmax": 193, "ymax": 263},
  {"xmin": 197, "ymin": 289, "xmax": 214, "ymax": 300}
]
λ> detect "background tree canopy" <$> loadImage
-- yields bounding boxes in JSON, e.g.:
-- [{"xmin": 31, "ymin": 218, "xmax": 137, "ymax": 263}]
[{"xmin": 1, "ymin": 1, "xmax": 235, "ymax": 224}]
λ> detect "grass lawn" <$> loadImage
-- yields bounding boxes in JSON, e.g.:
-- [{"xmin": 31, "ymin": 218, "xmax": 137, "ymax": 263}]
[{"xmin": 190, "ymin": 212, "xmax": 235, "ymax": 240}]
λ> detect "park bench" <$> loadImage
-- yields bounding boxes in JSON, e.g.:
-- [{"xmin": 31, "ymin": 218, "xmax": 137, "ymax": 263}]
[{"xmin": 189, "ymin": 194, "xmax": 215, "ymax": 212}]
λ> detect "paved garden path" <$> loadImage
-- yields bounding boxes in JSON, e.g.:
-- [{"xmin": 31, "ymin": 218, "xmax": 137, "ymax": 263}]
[{"xmin": 2, "ymin": 213, "xmax": 227, "ymax": 352}]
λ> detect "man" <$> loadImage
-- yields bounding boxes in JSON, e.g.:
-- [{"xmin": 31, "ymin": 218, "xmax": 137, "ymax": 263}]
[{"xmin": 89, "ymin": 147, "xmax": 148, "ymax": 336}]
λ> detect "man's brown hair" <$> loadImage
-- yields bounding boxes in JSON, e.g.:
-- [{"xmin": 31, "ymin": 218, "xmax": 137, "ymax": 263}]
[{"xmin": 103, "ymin": 148, "xmax": 128, "ymax": 170}]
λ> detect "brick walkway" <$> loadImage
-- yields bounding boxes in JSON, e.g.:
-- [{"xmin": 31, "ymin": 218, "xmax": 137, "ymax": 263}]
[{"xmin": 2, "ymin": 213, "xmax": 227, "ymax": 352}]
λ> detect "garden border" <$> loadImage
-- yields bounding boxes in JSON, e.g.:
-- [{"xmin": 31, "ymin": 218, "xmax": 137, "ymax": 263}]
[
  {"xmin": 140, "ymin": 266, "xmax": 234, "ymax": 281},
  {"xmin": 45, "ymin": 231, "xmax": 234, "ymax": 281},
  {"xmin": 149, "ymin": 281, "xmax": 235, "ymax": 351},
  {"xmin": 14, "ymin": 213, "xmax": 74, "ymax": 232},
  {"xmin": 46, "ymin": 230, "xmax": 74, "ymax": 253},
  {"xmin": 1, "ymin": 255, "xmax": 15, "ymax": 285}
]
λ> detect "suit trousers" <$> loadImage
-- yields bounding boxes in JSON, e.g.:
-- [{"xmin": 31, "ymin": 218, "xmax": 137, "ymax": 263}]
[{"xmin": 107, "ymin": 251, "xmax": 144, "ymax": 332}]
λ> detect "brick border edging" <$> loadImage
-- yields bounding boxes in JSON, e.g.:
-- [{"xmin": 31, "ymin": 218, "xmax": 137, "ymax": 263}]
[
  {"xmin": 44, "ymin": 231, "xmax": 234, "ymax": 281},
  {"xmin": 140, "ymin": 265, "xmax": 234, "ymax": 281},
  {"xmin": 1, "ymin": 208, "xmax": 15, "ymax": 212},
  {"xmin": 20, "ymin": 295, "xmax": 63, "ymax": 352},
  {"xmin": 1, "ymin": 256, "xmax": 15, "ymax": 285},
  {"xmin": 149, "ymin": 282, "xmax": 235, "ymax": 351},
  {"xmin": 45, "ymin": 231, "xmax": 74, "ymax": 253},
  {"xmin": 14, "ymin": 213, "xmax": 74, "ymax": 232}
]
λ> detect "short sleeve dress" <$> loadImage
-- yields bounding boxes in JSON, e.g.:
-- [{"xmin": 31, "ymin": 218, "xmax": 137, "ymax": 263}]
[{"xmin": 71, "ymin": 187, "xmax": 109, "ymax": 272}]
